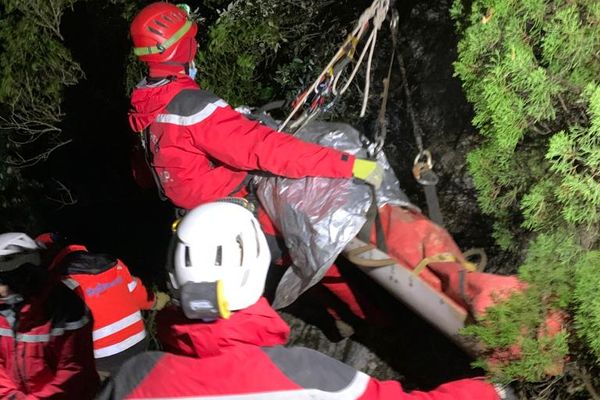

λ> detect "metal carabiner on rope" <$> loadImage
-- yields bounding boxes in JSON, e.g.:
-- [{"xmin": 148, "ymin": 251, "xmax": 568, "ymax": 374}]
[
  {"xmin": 412, "ymin": 150, "xmax": 439, "ymax": 186},
  {"xmin": 412, "ymin": 149, "xmax": 444, "ymax": 226}
]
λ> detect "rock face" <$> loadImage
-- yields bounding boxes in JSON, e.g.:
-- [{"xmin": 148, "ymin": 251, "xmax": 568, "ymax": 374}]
[
  {"xmin": 387, "ymin": 0, "xmax": 489, "ymax": 253},
  {"xmin": 379, "ymin": 0, "xmax": 519, "ymax": 273}
]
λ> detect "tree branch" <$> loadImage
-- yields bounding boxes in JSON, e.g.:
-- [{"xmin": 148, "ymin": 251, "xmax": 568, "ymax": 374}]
[
  {"xmin": 7, "ymin": 139, "xmax": 72, "ymax": 168},
  {"xmin": 46, "ymin": 179, "xmax": 77, "ymax": 208}
]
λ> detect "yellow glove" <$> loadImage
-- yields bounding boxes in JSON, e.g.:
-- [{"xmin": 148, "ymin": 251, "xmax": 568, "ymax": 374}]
[
  {"xmin": 352, "ymin": 159, "xmax": 384, "ymax": 189},
  {"xmin": 153, "ymin": 291, "xmax": 171, "ymax": 311}
]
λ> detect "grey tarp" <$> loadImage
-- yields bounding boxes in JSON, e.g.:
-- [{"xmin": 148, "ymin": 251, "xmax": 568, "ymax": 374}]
[{"xmin": 255, "ymin": 121, "xmax": 417, "ymax": 309}]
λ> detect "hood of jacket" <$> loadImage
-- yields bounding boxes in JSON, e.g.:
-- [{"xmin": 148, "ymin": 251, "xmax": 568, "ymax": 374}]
[
  {"xmin": 129, "ymin": 75, "xmax": 199, "ymax": 133},
  {"xmin": 51, "ymin": 244, "xmax": 117, "ymax": 275},
  {"xmin": 0, "ymin": 276, "xmax": 68, "ymax": 331},
  {"xmin": 60, "ymin": 251, "xmax": 118, "ymax": 276},
  {"xmin": 157, "ymin": 297, "xmax": 290, "ymax": 358}
]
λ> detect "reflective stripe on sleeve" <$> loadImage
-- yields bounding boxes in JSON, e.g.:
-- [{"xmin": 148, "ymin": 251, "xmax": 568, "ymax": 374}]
[
  {"xmin": 94, "ymin": 329, "xmax": 146, "ymax": 358},
  {"xmin": 62, "ymin": 278, "xmax": 80, "ymax": 290},
  {"xmin": 50, "ymin": 314, "xmax": 90, "ymax": 337},
  {"xmin": 93, "ymin": 310, "xmax": 143, "ymax": 341},
  {"xmin": 0, "ymin": 314, "xmax": 89, "ymax": 343},
  {"xmin": 155, "ymin": 100, "xmax": 227, "ymax": 126},
  {"xmin": 128, "ymin": 279, "xmax": 138, "ymax": 292},
  {"xmin": 128, "ymin": 371, "xmax": 370, "ymax": 400}
]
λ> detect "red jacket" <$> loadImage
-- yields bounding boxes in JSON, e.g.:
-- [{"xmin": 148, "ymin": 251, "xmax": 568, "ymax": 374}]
[
  {"xmin": 129, "ymin": 76, "xmax": 355, "ymax": 210},
  {"xmin": 0, "ymin": 281, "xmax": 99, "ymax": 399},
  {"xmin": 156, "ymin": 297, "xmax": 290, "ymax": 357},
  {"xmin": 127, "ymin": 297, "xmax": 500, "ymax": 400},
  {"xmin": 58, "ymin": 246, "xmax": 155, "ymax": 359}
]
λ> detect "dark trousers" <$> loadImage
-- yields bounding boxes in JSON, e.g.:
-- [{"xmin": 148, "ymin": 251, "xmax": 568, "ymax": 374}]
[{"xmin": 95, "ymin": 336, "xmax": 149, "ymax": 377}]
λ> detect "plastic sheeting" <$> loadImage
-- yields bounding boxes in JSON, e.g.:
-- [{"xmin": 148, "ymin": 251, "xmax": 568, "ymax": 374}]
[{"xmin": 255, "ymin": 121, "xmax": 417, "ymax": 309}]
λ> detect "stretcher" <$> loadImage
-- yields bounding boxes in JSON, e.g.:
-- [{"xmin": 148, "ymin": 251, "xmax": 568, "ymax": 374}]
[{"xmin": 342, "ymin": 237, "xmax": 472, "ymax": 352}]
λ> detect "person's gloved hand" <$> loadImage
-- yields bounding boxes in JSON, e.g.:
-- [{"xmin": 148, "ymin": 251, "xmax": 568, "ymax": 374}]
[
  {"xmin": 153, "ymin": 291, "xmax": 171, "ymax": 310},
  {"xmin": 352, "ymin": 159, "xmax": 384, "ymax": 189}
]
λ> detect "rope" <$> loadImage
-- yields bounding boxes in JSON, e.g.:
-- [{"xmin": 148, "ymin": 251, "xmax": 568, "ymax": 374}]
[
  {"xmin": 396, "ymin": 50, "xmax": 424, "ymax": 155},
  {"xmin": 278, "ymin": 0, "xmax": 391, "ymax": 132},
  {"xmin": 462, "ymin": 248, "xmax": 488, "ymax": 272},
  {"xmin": 412, "ymin": 252, "xmax": 477, "ymax": 277},
  {"xmin": 369, "ymin": 9, "xmax": 398, "ymax": 157}
]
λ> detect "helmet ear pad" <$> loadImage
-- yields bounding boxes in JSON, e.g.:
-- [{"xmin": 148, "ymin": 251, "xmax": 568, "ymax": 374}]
[
  {"xmin": 158, "ymin": 28, "xmax": 198, "ymax": 64},
  {"xmin": 176, "ymin": 34, "xmax": 198, "ymax": 64},
  {"xmin": 180, "ymin": 281, "xmax": 230, "ymax": 321},
  {"xmin": 146, "ymin": 36, "xmax": 198, "ymax": 76}
]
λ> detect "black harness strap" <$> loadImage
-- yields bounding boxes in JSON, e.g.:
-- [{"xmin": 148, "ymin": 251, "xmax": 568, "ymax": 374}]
[
  {"xmin": 140, "ymin": 128, "xmax": 168, "ymax": 202},
  {"xmin": 357, "ymin": 189, "xmax": 388, "ymax": 253}
]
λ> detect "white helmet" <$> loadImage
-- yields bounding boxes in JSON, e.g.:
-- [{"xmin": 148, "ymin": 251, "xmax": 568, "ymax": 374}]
[
  {"xmin": 0, "ymin": 233, "xmax": 43, "ymax": 273},
  {"xmin": 170, "ymin": 201, "xmax": 271, "ymax": 318}
]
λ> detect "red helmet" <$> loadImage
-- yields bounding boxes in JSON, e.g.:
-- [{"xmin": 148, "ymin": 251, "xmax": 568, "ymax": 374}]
[{"xmin": 130, "ymin": 2, "xmax": 198, "ymax": 63}]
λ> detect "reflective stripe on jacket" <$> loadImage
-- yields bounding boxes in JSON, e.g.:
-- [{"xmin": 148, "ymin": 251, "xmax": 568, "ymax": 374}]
[
  {"xmin": 59, "ymin": 247, "xmax": 155, "ymax": 359},
  {"xmin": 129, "ymin": 76, "xmax": 355, "ymax": 210},
  {"xmin": 99, "ymin": 347, "xmax": 500, "ymax": 400},
  {"xmin": 0, "ymin": 283, "xmax": 99, "ymax": 399},
  {"xmin": 143, "ymin": 298, "xmax": 500, "ymax": 400}
]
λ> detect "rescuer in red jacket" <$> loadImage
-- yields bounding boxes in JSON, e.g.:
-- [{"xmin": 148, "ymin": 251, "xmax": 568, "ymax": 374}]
[
  {"xmin": 128, "ymin": 2, "xmax": 383, "ymax": 237},
  {"xmin": 51, "ymin": 243, "xmax": 170, "ymax": 376},
  {"xmin": 99, "ymin": 202, "xmax": 511, "ymax": 400},
  {"xmin": 0, "ymin": 233, "xmax": 99, "ymax": 399}
]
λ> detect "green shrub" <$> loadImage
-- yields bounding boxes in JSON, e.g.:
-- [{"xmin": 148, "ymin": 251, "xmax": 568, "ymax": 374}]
[
  {"xmin": 453, "ymin": 0, "xmax": 599, "ymax": 250},
  {"xmin": 452, "ymin": 0, "xmax": 600, "ymax": 385},
  {"xmin": 197, "ymin": 0, "xmax": 361, "ymax": 108},
  {"xmin": 574, "ymin": 250, "xmax": 600, "ymax": 362},
  {"xmin": 199, "ymin": 12, "xmax": 281, "ymax": 106}
]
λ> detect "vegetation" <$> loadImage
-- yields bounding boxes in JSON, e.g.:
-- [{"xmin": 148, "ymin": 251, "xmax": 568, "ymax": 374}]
[
  {"xmin": 452, "ymin": 0, "xmax": 600, "ymax": 389},
  {"xmin": 0, "ymin": 0, "xmax": 83, "ymax": 231},
  {"xmin": 197, "ymin": 0, "xmax": 365, "ymax": 108}
]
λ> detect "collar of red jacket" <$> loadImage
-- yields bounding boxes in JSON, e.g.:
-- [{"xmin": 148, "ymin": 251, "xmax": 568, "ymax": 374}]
[
  {"xmin": 129, "ymin": 75, "xmax": 198, "ymax": 133},
  {"xmin": 161, "ymin": 297, "xmax": 290, "ymax": 357},
  {"xmin": 49, "ymin": 244, "xmax": 88, "ymax": 271}
]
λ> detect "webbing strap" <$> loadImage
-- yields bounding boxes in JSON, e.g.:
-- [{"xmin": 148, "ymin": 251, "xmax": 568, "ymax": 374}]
[
  {"xmin": 423, "ymin": 184, "xmax": 444, "ymax": 227},
  {"xmin": 412, "ymin": 252, "xmax": 477, "ymax": 277},
  {"xmin": 345, "ymin": 244, "xmax": 396, "ymax": 268},
  {"xmin": 133, "ymin": 20, "xmax": 193, "ymax": 56},
  {"xmin": 140, "ymin": 129, "xmax": 168, "ymax": 202},
  {"xmin": 357, "ymin": 190, "xmax": 387, "ymax": 253}
]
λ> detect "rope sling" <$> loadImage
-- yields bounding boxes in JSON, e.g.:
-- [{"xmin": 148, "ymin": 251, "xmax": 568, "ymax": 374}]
[
  {"xmin": 278, "ymin": 0, "xmax": 391, "ymax": 134},
  {"xmin": 275, "ymin": 0, "xmax": 486, "ymax": 273}
]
